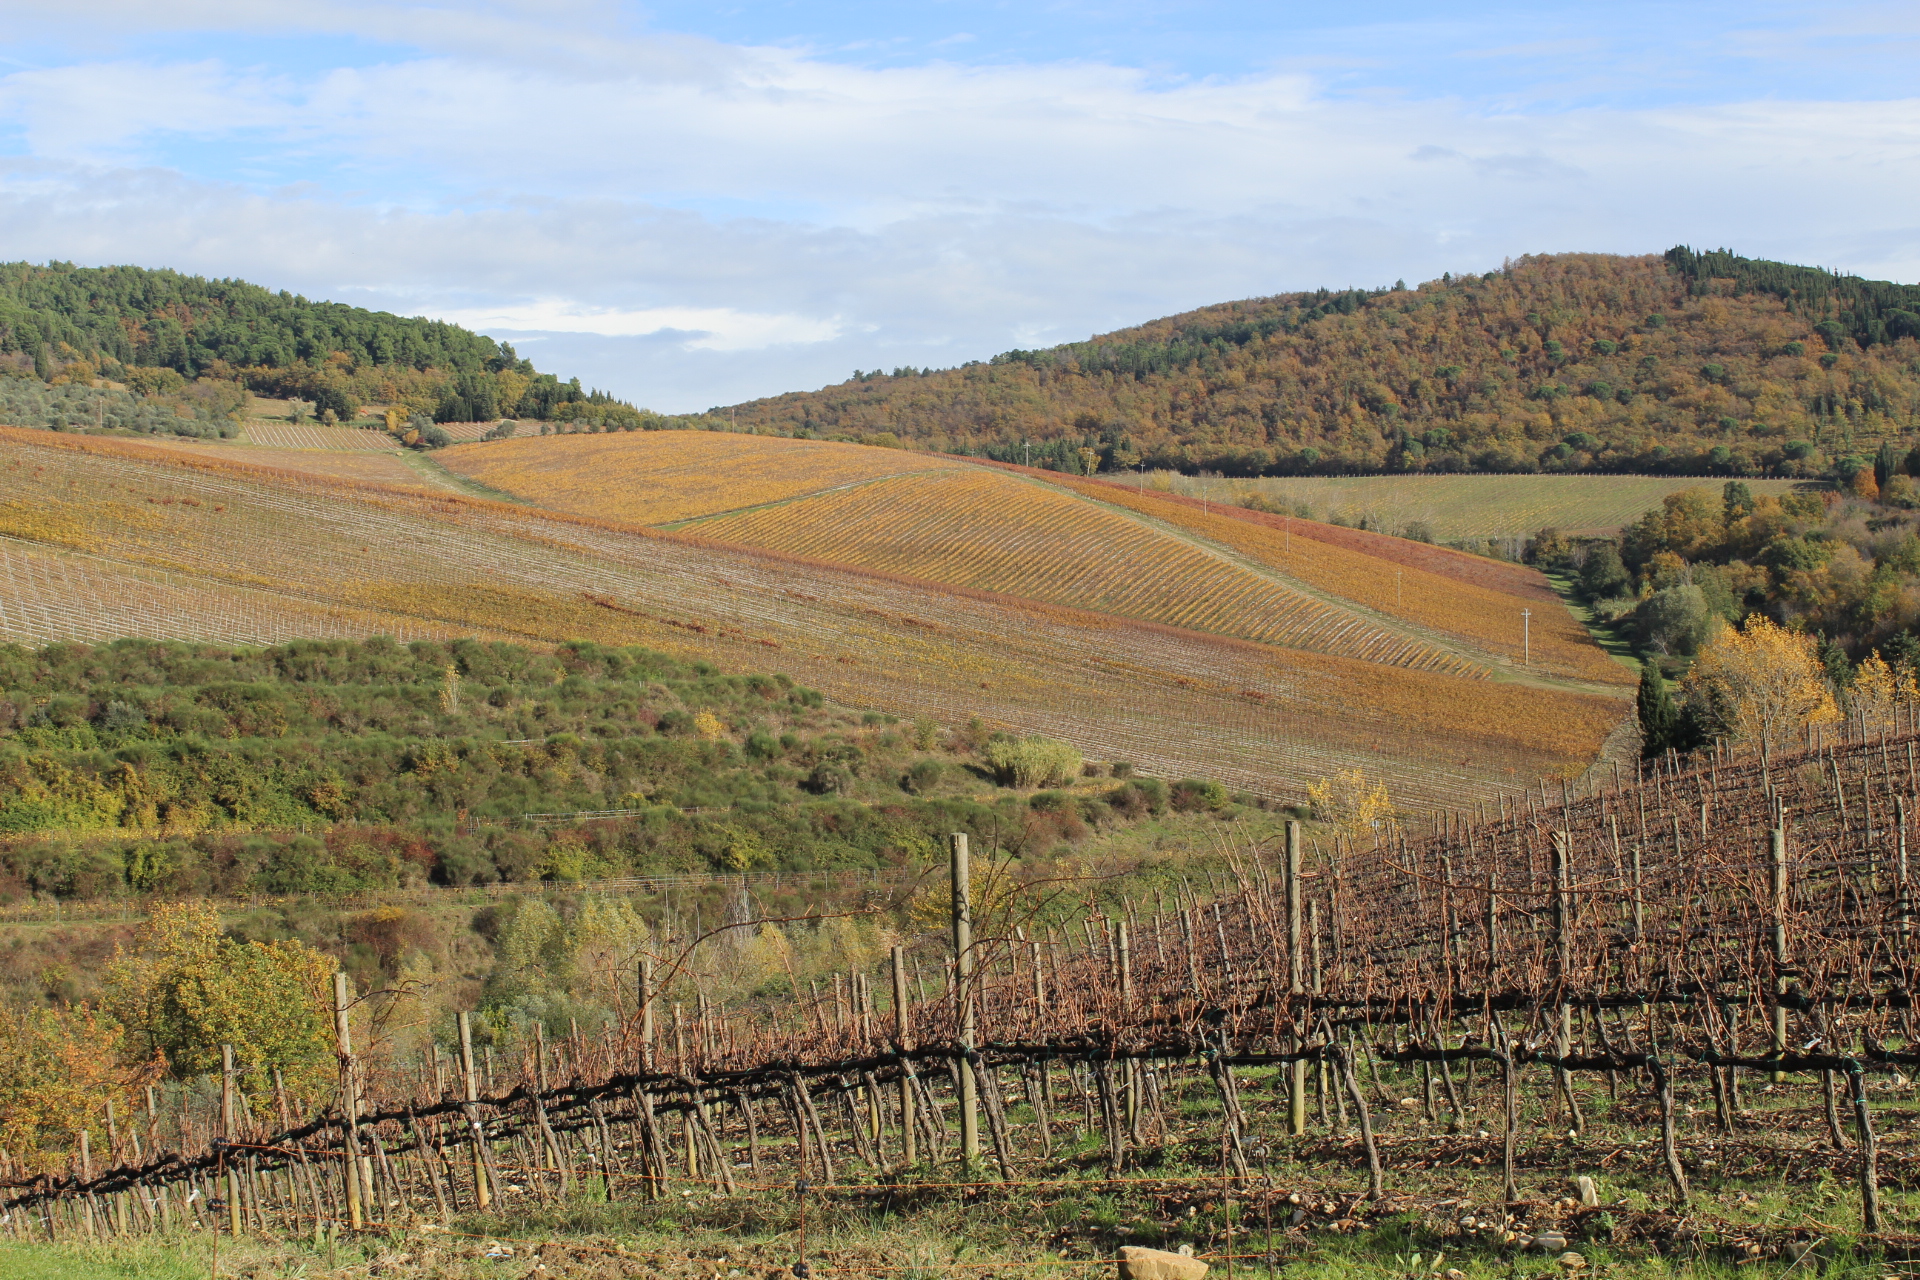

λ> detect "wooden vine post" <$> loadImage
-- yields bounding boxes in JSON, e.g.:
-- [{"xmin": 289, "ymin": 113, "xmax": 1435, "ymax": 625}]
[
  {"xmin": 457, "ymin": 1011, "xmax": 490, "ymax": 1211},
  {"xmin": 891, "ymin": 945, "xmax": 916, "ymax": 1164},
  {"xmin": 950, "ymin": 832, "xmax": 980, "ymax": 1165},
  {"xmin": 220, "ymin": 1042, "xmax": 242, "ymax": 1236},
  {"xmin": 332, "ymin": 972, "xmax": 363, "ymax": 1231},
  {"xmin": 1285, "ymin": 820, "xmax": 1307, "ymax": 1136},
  {"xmin": 1770, "ymin": 824, "xmax": 1790, "ymax": 1082}
]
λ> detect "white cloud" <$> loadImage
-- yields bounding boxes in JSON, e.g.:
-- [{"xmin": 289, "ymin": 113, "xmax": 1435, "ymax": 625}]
[
  {"xmin": 428, "ymin": 301, "xmax": 843, "ymax": 349},
  {"xmin": 0, "ymin": 7, "xmax": 1915, "ymax": 411}
]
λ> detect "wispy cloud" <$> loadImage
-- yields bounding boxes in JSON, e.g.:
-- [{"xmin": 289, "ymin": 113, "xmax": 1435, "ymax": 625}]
[{"xmin": 0, "ymin": 3, "xmax": 1915, "ymax": 410}]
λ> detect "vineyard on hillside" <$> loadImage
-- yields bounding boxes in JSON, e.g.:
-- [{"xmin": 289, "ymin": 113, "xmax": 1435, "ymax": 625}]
[
  {"xmin": 690, "ymin": 467, "xmax": 1482, "ymax": 677},
  {"xmin": 1168, "ymin": 473, "xmax": 1807, "ymax": 543},
  {"xmin": 1030, "ymin": 470, "xmax": 1630, "ymax": 687},
  {"xmin": 12, "ymin": 728, "xmax": 1917, "ymax": 1266},
  {"xmin": 0, "ymin": 430, "xmax": 1625, "ymax": 806},
  {"xmin": 439, "ymin": 430, "xmax": 972, "ymax": 526}
]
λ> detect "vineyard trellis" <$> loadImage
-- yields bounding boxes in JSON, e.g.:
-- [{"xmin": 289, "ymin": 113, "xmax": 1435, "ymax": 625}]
[{"xmin": 8, "ymin": 724, "xmax": 1918, "ymax": 1251}]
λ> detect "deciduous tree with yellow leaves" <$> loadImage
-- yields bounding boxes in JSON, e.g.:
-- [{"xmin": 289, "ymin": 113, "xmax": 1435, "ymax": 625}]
[
  {"xmin": 1682, "ymin": 616, "xmax": 1840, "ymax": 748},
  {"xmin": 1306, "ymin": 769, "xmax": 1395, "ymax": 840}
]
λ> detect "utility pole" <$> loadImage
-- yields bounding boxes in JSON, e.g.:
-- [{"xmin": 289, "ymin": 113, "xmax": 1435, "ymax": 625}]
[{"xmin": 1521, "ymin": 608, "xmax": 1532, "ymax": 666}]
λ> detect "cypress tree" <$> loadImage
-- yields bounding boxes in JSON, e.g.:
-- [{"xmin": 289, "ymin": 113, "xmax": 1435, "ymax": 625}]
[
  {"xmin": 1875, "ymin": 440, "xmax": 1900, "ymax": 491},
  {"xmin": 1637, "ymin": 662, "xmax": 1678, "ymax": 757}
]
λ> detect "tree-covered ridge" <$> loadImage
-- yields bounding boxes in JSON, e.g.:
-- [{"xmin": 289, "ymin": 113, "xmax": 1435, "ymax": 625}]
[
  {"xmin": 0, "ymin": 261, "xmax": 667, "ymax": 431},
  {"xmin": 722, "ymin": 249, "xmax": 1920, "ymax": 481},
  {"xmin": 0, "ymin": 261, "xmax": 509, "ymax": 376}
]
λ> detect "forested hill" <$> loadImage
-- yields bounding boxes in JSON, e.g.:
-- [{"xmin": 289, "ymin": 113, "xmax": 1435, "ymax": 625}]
[
  {"xmin": 0, "ymin": 261, "xmax": 509, "ymax": 376},
  {"xmin": 722, "ymin": 248, "xmax": 1920, "ymax": 480},
  {"xmin": 0, "ymin": 261, "xmax": 652, "ymax": 428}
]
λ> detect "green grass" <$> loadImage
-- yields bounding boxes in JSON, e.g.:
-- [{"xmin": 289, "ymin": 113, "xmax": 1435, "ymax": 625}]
[{"xmin": 1153, "ymin": 473, "xmax": 1808, "ymax": 541}]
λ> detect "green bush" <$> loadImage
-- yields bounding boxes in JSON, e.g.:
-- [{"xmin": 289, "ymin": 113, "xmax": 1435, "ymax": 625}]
[
  {"xmin": 902, "ymin": 759, "xmax": 944, "ymax": 795},
  {"xmin": 982, "ymin": 736, "xmax": 1082, "ymax": 788},
  {"xmin": 1170, "ymin": 778, "xmax": 1228, "ymax": 812}
]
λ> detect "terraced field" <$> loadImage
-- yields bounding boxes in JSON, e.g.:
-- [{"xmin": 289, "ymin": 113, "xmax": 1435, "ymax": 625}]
[
  {"xmin": 1158, "ymin": 472, "xmax": 1807, "ymax": 541},
  {"xmin": 440, "ymin": 430, "xmax": 969, "ymax": 525},
  {"xmin": 688, "ymin": 467, "xmax": 1478, "ymax": 675},
  {"xmin": 0, "ymin": 428, "xmax": 1625, "ymax": 807}
]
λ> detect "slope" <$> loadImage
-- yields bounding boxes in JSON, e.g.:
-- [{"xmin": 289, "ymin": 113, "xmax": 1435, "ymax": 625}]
[
  {"xmin": 998, "ymin": 465, "xmax": 1631, "ymax": 686},
  {"xmin": 719, "ymin": 248, "xmax": 1920, "ymax": 480},
  {"xmin": 438, "ymin": 430, "xmax": 972, "ymax": 525},
  {"xmin": 0, "ymin": 428, "xmax": 1625, "ymax": 808},
  {"xmin": 441, "ymin": 430, "xmax": 1612, "ymax": 682}
]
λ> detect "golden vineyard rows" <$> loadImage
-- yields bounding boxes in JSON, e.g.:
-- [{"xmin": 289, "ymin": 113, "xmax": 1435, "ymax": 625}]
[
  {"xmin": 689, "ymin": 466, "xmax": 1478, "ymax": 676},
  {"xmin": 1038, "ymin": 472, "xmax": 1631, "ymax": 686},
  {"xmin": 439, "ymin": 429, "xmax": 972, "ymax": 526},
  {"xmin": 0, "ymin": 429, "xmax": 1626, "ymax": 804}
]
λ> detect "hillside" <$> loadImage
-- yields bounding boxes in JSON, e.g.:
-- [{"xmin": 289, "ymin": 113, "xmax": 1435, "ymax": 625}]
[
  {"xmin": 443, "ymin": 431, "xmax": 1625, "ymax": 686},
  {"xmin": 0, "ymin": 261, "xmax": 657, "ymax": 432},
  {"xmin": 0, "ymin": 427, "xmax": 1626, "ymax": 807},
  {"xmin": 720, "ymin": 247, "xmax": 1920, "ymax": 480},
  {"xmin": 0, "ymin": 635, "xmax": 1234, "ymax": 899}
]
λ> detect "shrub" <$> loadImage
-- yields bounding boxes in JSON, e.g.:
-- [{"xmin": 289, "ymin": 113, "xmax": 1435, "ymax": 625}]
[
  {"xmin": 1170, "ymin": 778, "xmax": 1228, "ymax": 812},
  {"xmin": 804, "ymin": 763, "xmax": 852, "ymax": 795},
  {"xmin": 982, "ymin": 735, "xmax": 1082, "ymax": 787},
  {"xmin": 902, "ymin": 759, "xmax": 944, "ymax": 795},
  {"xmin": 1110, "ymin": 761, "xmax": 1135, "ymax": 779},
  {"xmin": 1108, "ymin": 777, "xmax": 1167, "ymax": 815}
]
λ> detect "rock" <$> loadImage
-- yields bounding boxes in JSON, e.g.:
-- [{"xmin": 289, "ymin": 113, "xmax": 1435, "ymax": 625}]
[
  {"xmin": 1533, "ymin": 1231, "xmax": 1568, "ymax": 1253},
  {"xmin": 1576, "ymin": 1177, "xmax": 1599, "ymax": 1207},
  {"xmin": 1558, "ymin": 1252, "xmax": 1586, "ymax": 1270},
  {"xmin": 1117, "ymin": 1245, "xmax": 1209, "ymax": 1280}
]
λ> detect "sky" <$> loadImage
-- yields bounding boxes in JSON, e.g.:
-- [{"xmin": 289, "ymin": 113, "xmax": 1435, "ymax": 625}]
[{"xmin": 0, "ymin": 2, "xmax": 1916, "ymax": 411}]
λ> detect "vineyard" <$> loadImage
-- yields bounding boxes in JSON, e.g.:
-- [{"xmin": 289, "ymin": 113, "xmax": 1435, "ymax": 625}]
[
  {"xmin": 0, "ymin": 428, "xmax": 1625, "ymax": 806},
  {"xmin": 1169, "ymin": 474, "xmax": 1805, "ymax": 543},
  {"xmin": 1026, "ymin": 471, "xmax": 1630, "ymax": 688},
  {"xmin": 241, "ymin": 424, "xmax": 401, "ymax": 452},
  {"xmin": 10, "ymin": 726, "xmax": 1918, "ymax": 1269},
  {"xmin": 439, "ymin": 430, "xmax": 972, "ymax": 526},
  {"xmin": 690, "ymin": 467, "xmax": 1480, "ymax": 677}
]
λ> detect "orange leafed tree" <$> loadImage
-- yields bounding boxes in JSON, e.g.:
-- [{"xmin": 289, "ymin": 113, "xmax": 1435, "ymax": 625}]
[
  {"xmin": 1683, "ymin": 616, "xmax": 1839, "ymax": 748},
  {"xmin": 0, "ymin": 1004, "xmax": 161, "ymax": 1174}
]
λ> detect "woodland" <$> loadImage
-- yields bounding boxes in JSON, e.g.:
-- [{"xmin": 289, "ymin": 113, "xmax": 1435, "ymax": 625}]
[
  {"xmin": 0, "ymin": 262, "xmax": 662, "ymax": 431},
  {"xmin": 723, "ymin": 248, "xmax": 1920, "ymax": 482}
]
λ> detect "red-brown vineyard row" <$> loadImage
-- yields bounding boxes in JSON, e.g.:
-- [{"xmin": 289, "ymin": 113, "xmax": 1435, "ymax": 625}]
[{"xmin": 7, "ymin": 727, "xmax": 1919, "ymax": 1254}]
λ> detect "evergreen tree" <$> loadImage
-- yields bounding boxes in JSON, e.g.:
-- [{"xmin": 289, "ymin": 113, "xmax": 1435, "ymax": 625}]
[
  {"xmin": 1876, "ymin": 440, "xmax": 1901, "ymax": 490},
  {"xmin": 1722, "ymin": 480, "xmax": 1755, "ymax": 523},
  {"xmin": 1636, "ymin": 662, "xmax": 1679, "ymax": 757}
]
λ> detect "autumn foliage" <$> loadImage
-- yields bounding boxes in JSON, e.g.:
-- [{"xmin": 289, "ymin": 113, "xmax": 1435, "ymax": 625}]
[{"xmin": 721, "ymin": 250, "xmax": 1920, "ymax": 480}]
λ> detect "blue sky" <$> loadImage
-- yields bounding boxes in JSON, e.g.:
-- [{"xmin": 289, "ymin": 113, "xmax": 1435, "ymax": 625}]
[{"xmin": 1, "ymin": 2, "xmax": 1916, "ymax": 410}]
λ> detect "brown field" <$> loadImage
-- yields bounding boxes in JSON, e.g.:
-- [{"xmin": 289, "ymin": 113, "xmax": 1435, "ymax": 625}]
[{"xmin": 0, "ymin": 428, "xmax": 1627, "ymax": 806}]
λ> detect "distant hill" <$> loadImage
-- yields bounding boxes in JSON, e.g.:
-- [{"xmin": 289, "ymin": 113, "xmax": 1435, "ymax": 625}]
[
  {"xmin": 0, "ymin": 261, "xmax": 650, "ymax": 429},
  {"xmin": 720, "ymin": 248, "xmax": 1920, "ymax": 481}
]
